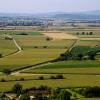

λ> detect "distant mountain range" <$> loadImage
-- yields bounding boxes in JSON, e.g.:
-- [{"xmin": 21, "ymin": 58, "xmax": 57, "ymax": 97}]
[
  {"xmin": 81, "ymin": 10, "xmax": 100, "ymax": 15},
  {"xmin": 0, "ymin": 10, "xmax": 100, "ymax": 20}
]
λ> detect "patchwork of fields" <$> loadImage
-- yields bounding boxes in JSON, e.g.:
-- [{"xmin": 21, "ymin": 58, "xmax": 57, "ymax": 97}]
[
  {"xmin": 0, "ymin": 28, "xmax": 100, "ymax": 100},
  {"xmin": 0, "ymin": 30, "xmax": 75, "ymax": 71}
]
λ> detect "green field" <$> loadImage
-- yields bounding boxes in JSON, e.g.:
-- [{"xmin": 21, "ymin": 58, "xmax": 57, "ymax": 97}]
[
  {"xmin": 0, "ymin": 30, "xmax": 43, "ymax": 35},
  {"xmin": 0, "ymin": 31, "xmax": 74, "ymax": 71},
  {"xmin": 0, "ymin": 28, "xmax": 100, "ymax": 99},
  {"xmin": 0, "ymin": 74, "xmax": 100, "ymax": 92},
  {"xmin": 0, "ymin": 37, "xmax": 17, "ymax": 56}
]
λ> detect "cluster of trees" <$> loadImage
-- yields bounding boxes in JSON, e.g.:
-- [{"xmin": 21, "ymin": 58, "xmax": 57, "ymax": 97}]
[
  {"xmin": 76, "ymin": 32, "xmax": 93, "ymax": 35},
  {"xmin": 77, "ymin": 86, "xmax": 100, "ymax": 98},
  {"xmin": 58, "ymin": 51, "xmax": 96, "ymax": 61},
  {"xmin": 77, "ymin": 52, "xmax": 96, "ymax": 60},
  {"xmin": 5, "ymin": 84, "xmax": 71, "ymax": 100}
]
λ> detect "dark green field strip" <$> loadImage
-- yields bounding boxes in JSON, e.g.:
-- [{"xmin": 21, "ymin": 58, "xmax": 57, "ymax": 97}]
[
  {"xmin": 0, "ymin": 31, "xmax": 43, "ymax": 35},
  {"xmin": 35, "ymin": 61, "xmax": 100, "ymax": 69}
]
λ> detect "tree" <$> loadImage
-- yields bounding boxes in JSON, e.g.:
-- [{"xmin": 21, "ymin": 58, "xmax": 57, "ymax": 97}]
[
  {"xmin": 3, "ymin": 69, "xmax": 11, "ymax": 75},
  {"xmin": 88, "ymin": 52, "xmax": 96, "ymax": 60},
  {"xmin": 77, "ymin": 53, "xmax": 83, "ymax": 60},
  {"xmin": 12, "ymin": 83, "xmax": 22, "ymax": 94},
  {"xmin": 19, "ymin": 77, "xmax": 25, "ymax": 81},
  {"xmin": 86, "ymin": 32, "xmax": 89, "ymax": 35},
  {"xmin": 60, "ymin": 90, "xmax": 71, "ymax": 100},
  {"xmin": 0, "ymin": 78, "xmax": 6, "ymax": 82},
  {"xmin": 82, "ymin": 32, "xmax": 85, "ymax": 35},
  {"xmin": 38, "ymin": 76, "xmax": 44, "ymax": 80},
  {"xmin": 76, "ymin": 32, "xmax": 79, "ymax": 35},
  {"xmin": 50, "ymin": 76, "xmax": 56, "ymax": 79},
  {"xmin": 56, "ymin": 74, "xmax": 64, "ymax": 79},
  {"xmin": 82, "ymin": 86, "xmax": 100, "ymax": 98},
  {"xmin": 90, "ymin": 32, "xmax": 93, "ymax": 35},
  {"xmin": 59, "ymin": 53, "xmax": 67, "ymax": 61},
  {"xmin": 0, "ymin": 54, "xmax": 2, "ymax": 58},
  {"xmin": 46, "ymin": 37, "xmax": 51, "ymax": 41}
]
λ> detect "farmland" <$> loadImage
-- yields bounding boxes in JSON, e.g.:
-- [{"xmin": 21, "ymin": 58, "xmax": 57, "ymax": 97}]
[
  {"xmin": 0, "ymin": 28, "xmax": 100, "ymax": 100},
  {"xmin": 0, "ymin": 37, "xmax": 17, "ymax": 56},
  {"xmin": 0, "ymin": 30, "xmax": 76, "ymax": 72}
]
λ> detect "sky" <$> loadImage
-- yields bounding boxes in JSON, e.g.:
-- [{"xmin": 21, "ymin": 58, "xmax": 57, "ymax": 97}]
[{"xmin": 0, "ymin": 0, "xmax": 100, "ymax": 13}]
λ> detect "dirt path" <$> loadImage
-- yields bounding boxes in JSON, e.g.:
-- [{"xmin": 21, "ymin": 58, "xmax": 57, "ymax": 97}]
[
  {"xmin": 11, "ymin": 62, "xmax": 52, "ymax": 76},
  {"xmin": 81, "ymin": 38, "xmax": 100, "ymax": 40},
  {"xmin": 12, "ymin": 38, "xmax": 22, "ymax": 55},
  {"xmin": 43, "ymin": 32, "xmax": 78, "ymax": 40}
]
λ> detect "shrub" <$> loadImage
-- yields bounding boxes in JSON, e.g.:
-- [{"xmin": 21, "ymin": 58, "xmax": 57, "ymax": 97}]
[
  {"xmin": 56, "ymin": 74, "xmax": 64, "ymax": 79},
  {"xmin": 12, "ymin": 83, "xmax": 23, "ymax": 94},
  {"xmin": 19, "ymin": 33, "xmax": 28, "ymax": 35},
  {"xmin": 46, "ymin": 37, "xmax": 51, "ymax": 41},
  {"xmin": 0, "ymin": 54, "xmax": 2, "ymax": 58},
  {"xmin": 0, "ymin": 78, "xmax": 6, "ymax": 82},
  {"xmin": 43, "ymin": 46, "xmax": 47, "ymax": 48},
  {"xmin": 19, "ymin": 78, "xmax": 25, "ymax": 81},
  {"xmin": 50, "ymin": 76, "xmax": 56, "ymax": 79},
  {"xmin": 38, "ymin": 76, "xmax": 44, "ymax": 80},
  {"xmin": 2, "ymin": 69, "xmax": 11, "ymax": 75},
  {"xmin": 82, "ymin": 86, "xmax": 100, "ymax": 98},
  {"xmin": 34, "ymin": 46, "xmax": 38, "ymax": 48}
]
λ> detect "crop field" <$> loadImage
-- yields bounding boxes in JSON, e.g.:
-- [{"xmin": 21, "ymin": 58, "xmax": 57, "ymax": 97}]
[
  {"xmin": 0, "ymin": 37, "xmax": 17, "ymax": 56},
  {"xmin": 0, "ymin": 74, "xmax": 100, "ymax": 92},
  {"xmin": 0, "ymin": 30, "xmax": 42, "ymax": 35},
  {"xmin": 22, "ymin": 60, "xmax": 100, "ymax": 73},
  {"xmin": 0, "ymin": 28, "xmax": 100, "ymax": 98},
  {"xmin": 0, "ymin": 30, "xmax": 76, "ymax": 72},
  {"xmin": 24, "ymin": 67, "xmax": 100, "ymax": 75},
  {"xmin": 76, "ymin": 40, "xmax": 100, "ymax": 47},
  {"xmin": 64, "ymin": 27, "xmax": 100, "ymax": 38},
  {"xmin": 0, "ymin": 48, "xmax": 67, "ymax": 71},
  {"xmin": 15, "ymin": 35, "xmax": 75, "ymax": 49}
]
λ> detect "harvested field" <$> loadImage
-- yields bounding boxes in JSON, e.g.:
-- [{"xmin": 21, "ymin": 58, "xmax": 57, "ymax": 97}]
[
  {"xmin": 43, "ymin": 32, "xmax": 78, "ymax": 39},
  {"xmin": 81, "ymin": 38, "xmax": 100, "ymax": 40}
]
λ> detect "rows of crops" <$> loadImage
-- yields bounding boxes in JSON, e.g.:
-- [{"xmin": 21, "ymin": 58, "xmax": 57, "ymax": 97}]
[
  {"xmin": 0, "ymin": 31, "xmax": 76, "ymax": 71},
  {"xmin": 0, "ymin": 37, "xmax": 17, "ymax": 56}
]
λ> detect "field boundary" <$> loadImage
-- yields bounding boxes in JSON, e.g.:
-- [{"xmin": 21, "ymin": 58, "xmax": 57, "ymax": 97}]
[{"xmin": 1, "ymin": 35, "xmax": 22, "ymax": 58}]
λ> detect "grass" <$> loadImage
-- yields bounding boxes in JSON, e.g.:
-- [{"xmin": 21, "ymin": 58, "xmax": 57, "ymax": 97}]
[
  {"xmin": 15, "ymin": 35, "xmax": 75, "ymax": 49},
  {"xmin": 0, "ymin": 38, "xmax": 17, "ymax": 56},
  {"xmin": 0, "ymin": 74, "xmax": 100, "ymax": 92},
  {"xmin": 0, "ymin": 30, "xmax": 43, "ymax": 35},
  {"xmin": 23, "ymin": 67, "xmax": 100, "ymax": 75},
  {"xmin": 0, "ymin": 29, "xmax": 99, "ymax": 93},
  {"xmin": 76, "ymin": 40, "xmax": 100, "ymax": 47},
  {"xmin": 0, "ymin": 33, "xmax": 74, "ymax": 71},
  {"xmin": 70, "ymin": 46, "xmax": 91, "ymax": 56},
  {"xmin": 0, "ymin": 49, "xmax": 66, "ymax": 71},
  {"xmin": 29, "ymin": 61, "xmax": 100, "ymax": 69}
]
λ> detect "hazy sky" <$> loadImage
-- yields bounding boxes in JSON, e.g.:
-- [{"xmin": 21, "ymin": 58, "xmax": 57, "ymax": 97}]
[{"xmin": 0, "ymin": 0, "xmax": 100, "ymax": 13}]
